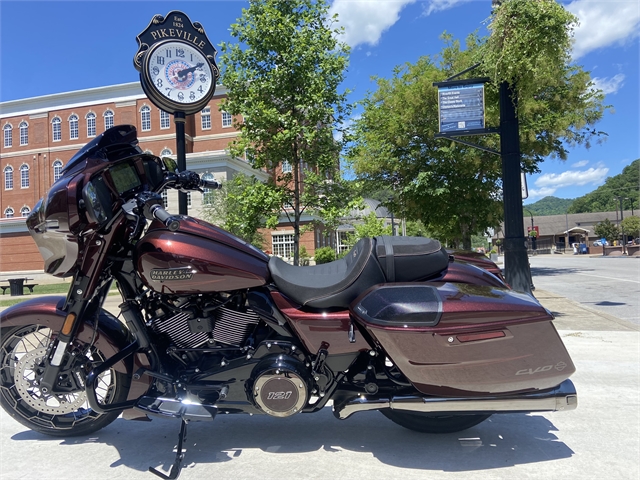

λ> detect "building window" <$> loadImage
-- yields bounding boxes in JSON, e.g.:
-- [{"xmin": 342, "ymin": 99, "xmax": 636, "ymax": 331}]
[
  {"xmin": 53, "ymin": 160, "xmax": 63, "ymax": 182},
  {"xmin": 19, "ymin": 121, "xmax": 28, "ymax": 145},
  {"xmin": 52, "ymin": 117, "xmax": 62, "ymax": 141},
  {"xmin": 86, "ymin": 112, "xmax": 96, "ymax": 137},
  {"xmin": 337, "ymin": 231, "xmax": 353, "ymax": 255},
  {"xmin": 21, "ymin": 206, "xmax": 30, "ymax": 217},
  {"xmin": 3, "ymin": 124, "xmax": 12, "ymax": 147},
  {"xmin": 202, "ymin": 173, "xmax": 215, "ymax": 205},
  {"xmin": 104, "ymin": 110, "xmax": 114, "ymax": 130},
  {"xmin": 160, "ymin": 110, "xmax": 170, "ymax": 129},
  {"xmin": 160, "ymin": 148, "xmax": 172, "ymax": 157},
  {"xmin": 20, "ymin": 164, "xmax": 30, "ymax": 188},
  {"xmin": 201, "ymin": 107, "xmax": 211, "ymax": 130},
  {"xmin": 161, "ymin": 190, "xmax": 168, "ymax": 208},
  {"xmin": 4, "ymin": 207, "xmax": 14, "ymax": 218},
  {"xmin": 69, "ymin": 115, "xmax": 79, "ymax": 140},
  {"xmin": 141, "ymin": 106, "xmax": 151, "ymax": 131},
  {"xmin": 4, "ymin": 166, "xmax": 13, "ymax": 190},
  {"xmin": 221, "ymin": 111, "xmax": 232, "ymax": 128},
  {"xmin": 281, "ymin": 161, "xmax": 292, "ymax": 174},
  {"xmin": 272, "ymin": 233, "xmax": 295, "ymax": 258}
]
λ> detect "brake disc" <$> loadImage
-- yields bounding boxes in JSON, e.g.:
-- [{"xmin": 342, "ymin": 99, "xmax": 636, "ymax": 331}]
[{"xmin": 13, "ymin": 347, "xmax": 86, "ymax": 415}]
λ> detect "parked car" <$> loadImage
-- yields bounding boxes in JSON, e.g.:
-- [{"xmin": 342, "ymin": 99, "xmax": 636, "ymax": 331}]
[{"xmin": 593, "ymin": 239, "xmax": 608, "ymax": 247}]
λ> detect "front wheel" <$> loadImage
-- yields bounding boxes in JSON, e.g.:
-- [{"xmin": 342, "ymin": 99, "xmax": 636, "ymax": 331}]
[
  {"xmin": 0, "ymin": 325, "xmax": 130, "ymax": 437},
  {"xmin": 381, "ymin": 409, "xmax": 491, "ymax": 433}
]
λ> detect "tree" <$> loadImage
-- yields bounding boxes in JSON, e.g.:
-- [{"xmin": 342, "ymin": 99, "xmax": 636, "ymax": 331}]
[
  {"xmin": 594, "ymin": 218, "xmax": 620, "ymax": 244},
  {"xmin": 347, "ymin": 0, "xmax": 607, "ymax": 249},
  {"xmin": 621, "ymin": 216, "xmax": 640, "ymax": 240},
  {"xmin": 568, "ymin": 159, "xmax": 639, "ymax": 213},
  {"xmin": 345, "ymin": 212, "xmax": 392, "ymax": 247},
  {"xmin": 220, "ymin": 0, "xmax": 353, "ymax": 265},
  {"xmin": 202, "ymin": 174, "xmax": 284, "ymax": 249}
]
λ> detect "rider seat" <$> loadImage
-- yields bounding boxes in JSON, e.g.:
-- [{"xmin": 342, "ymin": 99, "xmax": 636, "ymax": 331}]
[
  {"xmin": 268, "ymin": 236, "xmax": 450, "ymax": 309},
  {"xmin": 268, "ymin": 238, "xmax": 385, "ymax": 309}
]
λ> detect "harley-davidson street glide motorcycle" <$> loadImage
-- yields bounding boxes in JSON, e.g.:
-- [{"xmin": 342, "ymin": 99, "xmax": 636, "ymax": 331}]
[{"xmin": 0, "ymin": 126, "xmax": 577, "ymax": 479}]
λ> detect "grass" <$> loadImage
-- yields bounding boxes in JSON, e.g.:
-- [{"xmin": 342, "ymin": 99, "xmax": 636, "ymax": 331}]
[{"xmin": 0, "ymin": 283, "xmax": 119, "ymax": 308}]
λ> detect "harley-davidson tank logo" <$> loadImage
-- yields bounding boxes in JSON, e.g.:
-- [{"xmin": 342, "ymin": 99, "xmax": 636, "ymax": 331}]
[{"xmin": 150, "ymin": 267, "xmax": 194, "ymax": 281}]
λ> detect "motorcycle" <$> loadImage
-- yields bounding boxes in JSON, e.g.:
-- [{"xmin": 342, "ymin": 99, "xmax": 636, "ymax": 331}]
[{"xmin": 0, "ymin": 125, "xmax": 577, "ymax": 479}]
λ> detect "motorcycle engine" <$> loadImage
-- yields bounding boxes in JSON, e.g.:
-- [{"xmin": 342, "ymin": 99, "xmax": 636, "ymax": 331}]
[
  {"xmin": 249, "ymin": 355, "xmax": 311, "ymax": 417},
  {"xmin": 148, "ymin": 295, "xmax": 260, "ymax": 349}
]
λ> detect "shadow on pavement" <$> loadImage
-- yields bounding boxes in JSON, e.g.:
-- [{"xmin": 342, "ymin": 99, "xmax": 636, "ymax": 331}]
[
  {"xmin": 10, "ymin": 408, "xmax": 574, "ymax": 475},
  {"xmin": 530, "ymin": 266, "xmax": 592, "ymax": 277}
]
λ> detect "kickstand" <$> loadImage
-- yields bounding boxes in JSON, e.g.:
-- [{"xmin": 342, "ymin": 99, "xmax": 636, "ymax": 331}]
[{"xmin": 149, "ymin": 419, "xmax": 188, "ymax": 480}]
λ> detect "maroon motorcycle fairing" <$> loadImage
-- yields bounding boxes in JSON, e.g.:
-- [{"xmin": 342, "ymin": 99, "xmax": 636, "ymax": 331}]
[
  {"xmin": 136, "ymin": 217, "xmax": 270, "ymax": 295},
  {"xmin": 351, "ymin": 282, "xmax": 575, "ymax": 395}
]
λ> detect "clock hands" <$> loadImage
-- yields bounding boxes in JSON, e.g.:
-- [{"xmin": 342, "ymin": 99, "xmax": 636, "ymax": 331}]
[{"xmin": 176, "ymin": 62, "xmax": 205, "ymax": 81}]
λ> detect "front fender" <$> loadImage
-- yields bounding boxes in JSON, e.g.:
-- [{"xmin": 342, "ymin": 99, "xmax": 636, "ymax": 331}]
[{"xmin": 1, "ymin": 296, "xmax": 132, "ymax": 374}]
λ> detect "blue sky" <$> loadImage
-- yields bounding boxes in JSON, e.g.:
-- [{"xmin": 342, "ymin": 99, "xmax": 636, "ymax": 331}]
[{"xmin": 1, "ymin": 0, "xmax": 638, "ymax": 203}]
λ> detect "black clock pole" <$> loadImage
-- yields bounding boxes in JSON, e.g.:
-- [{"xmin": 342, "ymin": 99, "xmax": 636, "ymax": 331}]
[{"xmin": 174, "ymin": 111, "xmax": 188, "ymax": 215}]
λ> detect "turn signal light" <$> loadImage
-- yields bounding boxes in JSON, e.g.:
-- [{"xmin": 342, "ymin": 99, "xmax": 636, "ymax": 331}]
[{"xmin": 61, "ymin": 313, "xmax": 77, "ymax": 336}]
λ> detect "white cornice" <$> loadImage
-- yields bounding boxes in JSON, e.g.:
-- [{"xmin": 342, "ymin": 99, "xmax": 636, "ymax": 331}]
[
  {"xmin": 193, "ymin": 132, "xmax": 240, "ymax": 142},
  {"xmin": 0, "ymin": 83, "xmax": 229, "ymax": 119},
  {"xmin": 0, "ymin": 218, "xmax": 29, "ymax": 234}
]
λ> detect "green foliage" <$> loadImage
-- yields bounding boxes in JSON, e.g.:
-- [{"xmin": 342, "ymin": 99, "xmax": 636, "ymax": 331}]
[
  {"xmin": 621, "ymin": 216, "xmax": 640, "ymax": 238},
  {"xmin": 568, "ymin": 159, "xmax": 639, "ymax": 213},
  {"xmin": 202, "ymin": 174, "xmax": 284, "ymax": 248},
  {"xmin": 347, "ymin": 1, "xmax": 607, "ymax": 250},
  {"xmin": 405, "ymin": 220, "xmax": 431, "ymax": 237},
  {"xmin": 220, "ymin": 0, "xmax": 353, "ymax": 264},
  {"xmin": 347, "ymin": 212, "xmax": 392, "ymax": 244},
  {"xmin": 524, "ymin": 196, "xmax": 574, "ymax": 216},
  {"xmin": 594, "ymin": 218, "xmax": 620, "ymax": 243},
  {"xmin": 299, "ymin": 245, "xmax": 311, "ymax": 266},
  {"xmin": 314, "ymin": 246, "xmax": 336, "ymax": 264}
]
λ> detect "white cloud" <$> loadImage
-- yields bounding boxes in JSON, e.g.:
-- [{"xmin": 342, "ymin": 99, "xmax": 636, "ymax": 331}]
[
  {"xmin": 528, "ymin": 187, "xmax": 558, "ymax": 199},
  {"xmin": 571, "ymin": 160, "xmax": 589, "ymax": 168},
  {"xmin": 330, "ymin": 0, "xmax": 416, "ymax": 48},
  {"xmin": 529, "ymin": 165, "xmax": 609, "ymax": 197},
  {"xmin": 591, "ymin": 74, "xmax": 626, "ymax": 95},
  {"xmin": 566, "ymin": 0, "xmax": 640, "ymax": 58},
  {"xmin": 421, "ymin": 0, "xmax": 475, "ymax": 16}
]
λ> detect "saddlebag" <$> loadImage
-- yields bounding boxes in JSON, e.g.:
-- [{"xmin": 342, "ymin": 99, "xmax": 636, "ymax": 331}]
[{"xmin": 351, "ymin": 282, "xmax": 575, "ymax": 395}]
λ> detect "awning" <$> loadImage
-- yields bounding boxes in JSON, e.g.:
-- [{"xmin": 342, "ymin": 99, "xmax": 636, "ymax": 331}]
[{"xmin": 562, "ymin": 227, "xmax": 590, "ymax": 234}]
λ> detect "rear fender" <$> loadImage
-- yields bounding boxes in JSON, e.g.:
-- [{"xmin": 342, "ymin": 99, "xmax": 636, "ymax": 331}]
[{"xmin": 1, "ymin": 296, "xmax": 132, "ymax": 374}]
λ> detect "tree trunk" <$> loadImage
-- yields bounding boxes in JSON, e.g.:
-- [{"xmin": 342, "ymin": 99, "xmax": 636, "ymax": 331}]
[{"xmin": 293, "ymin": 147, "xmax": 301, "ymax": 266}]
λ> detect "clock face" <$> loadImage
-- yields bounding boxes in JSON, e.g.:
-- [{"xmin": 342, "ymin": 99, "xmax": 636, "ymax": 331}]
[{"xmin": 144, "ymin": 40, "xmax": 214, "ymax": 111}]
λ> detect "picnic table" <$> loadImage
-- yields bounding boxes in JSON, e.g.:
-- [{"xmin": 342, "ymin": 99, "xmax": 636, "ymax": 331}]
[{"xmin": 0, "ymin": 278, "xmax": 38, "ymax": 296}]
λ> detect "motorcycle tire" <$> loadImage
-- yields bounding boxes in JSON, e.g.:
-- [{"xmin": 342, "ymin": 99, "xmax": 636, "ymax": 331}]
[
  {"xmin": 0, "ymin": 324, "xmax": 130, "ymax": 437},
  {"xmin": 381, "ymin": 409, "xmax": 491, "ymax": 433}
]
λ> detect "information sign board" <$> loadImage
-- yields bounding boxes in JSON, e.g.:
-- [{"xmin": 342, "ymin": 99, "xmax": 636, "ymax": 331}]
[{"xmin": 437, "ymin": 83, "xmax": 485, "ymax": 134}]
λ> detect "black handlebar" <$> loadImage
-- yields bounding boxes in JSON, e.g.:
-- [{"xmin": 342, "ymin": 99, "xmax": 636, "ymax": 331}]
[
  {"xmin": 122, "ymin": 170, "xmax": 220, "ymax": 234},
  {"xmin": 150, "ymin": 204, "xmax": 180, "ymax": 232}
]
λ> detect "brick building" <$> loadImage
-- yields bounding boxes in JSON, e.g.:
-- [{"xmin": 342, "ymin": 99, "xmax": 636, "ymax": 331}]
[{"xmin": 0, "ymin": 82, "xmax": 281, "ymax": 276}]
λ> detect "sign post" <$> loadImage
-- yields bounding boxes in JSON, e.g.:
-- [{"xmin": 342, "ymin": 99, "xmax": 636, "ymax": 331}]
[
  {"xmin": 433, "ymin": 71, "xmax": 533, "ymax": 294},
  {"xmin": 134, "ymin": 11, "xmax": 219, "ymax": 215}
]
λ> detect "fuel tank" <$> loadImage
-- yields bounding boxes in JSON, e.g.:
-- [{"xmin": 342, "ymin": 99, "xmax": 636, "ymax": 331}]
[{"xmin": 135, "ymin": 217, "xmax": 270, "ymax": 294}]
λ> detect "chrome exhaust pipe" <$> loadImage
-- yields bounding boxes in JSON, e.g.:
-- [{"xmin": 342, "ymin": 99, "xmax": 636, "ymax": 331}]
[{"xmin": 334, "ymin": 379, "xmax": 577, "ymax": 420}]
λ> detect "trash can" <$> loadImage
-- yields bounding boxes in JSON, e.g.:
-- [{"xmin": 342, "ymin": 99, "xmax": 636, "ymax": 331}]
[
  {"xmin": 8, "ymin": 278, "xmax": 25, "ymax": 296},
  {"xmin": 579, "ymin": 243, "xmax": 588, "ymax": 254}
]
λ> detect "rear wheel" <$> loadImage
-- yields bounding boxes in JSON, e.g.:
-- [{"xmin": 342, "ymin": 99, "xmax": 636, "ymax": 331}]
[
  {"xmin": 0, "ymin": 325, "xmax": 130, "ymax": 437},
  {"xmin": 381, "ymin": 409, "xmax": 491, "ymax": 433}
]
